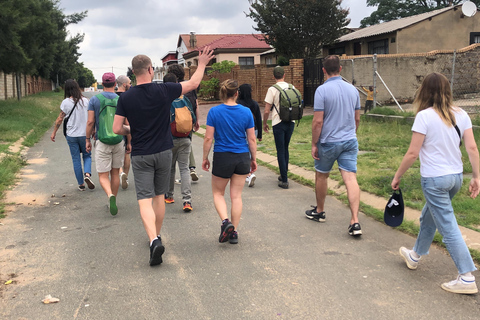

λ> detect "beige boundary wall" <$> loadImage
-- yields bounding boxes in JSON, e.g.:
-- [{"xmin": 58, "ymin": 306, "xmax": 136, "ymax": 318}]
[
  {"xmin": 0, "ymin": 72, "xmax": 53, "ymax": 101},
  {"xmin": 338, "ymin": 44, "xmax": 480, "ymax": 105}
]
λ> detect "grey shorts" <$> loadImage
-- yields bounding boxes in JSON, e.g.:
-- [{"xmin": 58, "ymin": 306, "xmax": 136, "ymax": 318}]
[{"xmin": 131, "ymin": 149, "xmax": 172, "ymax": 200}]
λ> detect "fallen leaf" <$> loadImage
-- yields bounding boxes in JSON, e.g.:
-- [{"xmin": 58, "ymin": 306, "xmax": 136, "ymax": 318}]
[
  {"xmin": 4, "ymin": 280, "xmax": 13, "ymax": 285},
  {"xmin": 42, "ymin": 295, "xmax": 60, "ymax": 304},
  {"xmin": 53, "ymin": 202, "xmax": 60, "ymax": 205}
]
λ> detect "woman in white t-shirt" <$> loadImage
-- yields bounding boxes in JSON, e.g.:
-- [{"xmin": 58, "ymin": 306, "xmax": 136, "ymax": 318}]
[
  {"xmin": 391, "ymin": 73, "xmax": 480, "ymax": 295},
  {"xmin": 51, "ymin": 79, "xmax": 94, "ymax": 191}
]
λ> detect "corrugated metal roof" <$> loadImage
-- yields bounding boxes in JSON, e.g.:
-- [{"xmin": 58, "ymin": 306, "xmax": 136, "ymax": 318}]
[{"xmin": 338, "ymin": 5, "xmax": 457, "ymax": 42}]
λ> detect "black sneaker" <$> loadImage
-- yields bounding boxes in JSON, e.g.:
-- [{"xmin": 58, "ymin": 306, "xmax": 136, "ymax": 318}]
[
  {"xmin": 84, "ymin": 174, "xmax": 95, "ymax": 190},
  {"xmin": 305, "ymin": 206, "xmax": 326, "ymax": 222},
  {"xmin": 219, "ymin": 219, "xmax": 235, "ymax": 243},
  {"xmin": 348, "ymin": 223, "xmax": 363, "ymax": 236},
  {"xmin": 149, "ymin": 237, "xmax": 165, "ymax": 266},
  {"xmin": 229, "ymin": 231, "xmax": 238, "ymax": 244},
  {"xmin": 278, "ymin": 181, "xmax": 289, "ymax": 189}
]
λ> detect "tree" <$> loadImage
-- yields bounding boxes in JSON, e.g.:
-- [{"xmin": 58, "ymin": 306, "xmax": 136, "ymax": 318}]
[
  {"xmin": 199, "ymin": 61, "xmax": 236, "ymax": 100},
  {"xmin": 361, "ymin": 0, "xmax": 480, "ymax": 27},
  {"xmin": 246, "ymin": 0, "xmax": 350, "ymax": 59}
]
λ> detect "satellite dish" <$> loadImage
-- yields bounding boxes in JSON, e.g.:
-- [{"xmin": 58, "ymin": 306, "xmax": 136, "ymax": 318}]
[{"xmin": 462, "ymin": 1, "xmax": 477, "ymax": 17}]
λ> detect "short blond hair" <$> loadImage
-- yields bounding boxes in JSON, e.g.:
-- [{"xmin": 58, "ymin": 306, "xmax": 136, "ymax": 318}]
[{"xmin": 132, "ymin": 54, "xmax": 152, "ymax": 76}]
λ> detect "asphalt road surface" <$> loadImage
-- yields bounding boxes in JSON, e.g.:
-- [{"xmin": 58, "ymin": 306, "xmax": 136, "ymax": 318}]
[{"xmin": 0, "ymin": 126, "xmax": 479, "ymax": 319}]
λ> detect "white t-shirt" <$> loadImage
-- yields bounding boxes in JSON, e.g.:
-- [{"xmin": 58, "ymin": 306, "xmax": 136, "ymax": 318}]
[
  {"xmin": 264, "ymin": 81, "xmax": 295, "ymax": 127},
  {"xmin": 60, "ymin": 97, "xmax": 89, "ymax": 137},
  {"xmin": 412, "ymin": 107, "xmax": 472, "ymax": 177}
]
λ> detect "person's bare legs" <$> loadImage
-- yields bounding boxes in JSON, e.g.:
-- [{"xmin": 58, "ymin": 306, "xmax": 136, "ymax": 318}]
[
  {"xmin": 152, "ymin": 194, "xmax": 165, "ymax": 236},
  {"xmin": 229, "ymin": 174, "xmax": 247, "ymax": 229},
  {"xmin": 98, "ymin": 172, "xmax": 113, "ymax": 196},
  {"xmin": 110, "ymin": 168, "xmax": 120, "ymax": 196},
  {"xmin": 340, "ymin": 169, "xmax": 360, "ymax": 224},
  {"xmin": 138, "ymin": 196, "xmax": 165, "ymax": 243},
  {"xmin": 123, "ymin": 154, "xmax": 130, "ymax": 176},
  {"xmin": 211, "ymin": 175, "xmax": 230, "ymax": 221},
  {"xmin": 315, "ymin": 171, "xmax": 329, "ymax": 212}
]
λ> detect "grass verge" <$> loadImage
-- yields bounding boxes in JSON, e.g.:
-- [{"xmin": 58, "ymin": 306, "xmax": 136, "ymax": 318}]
[{"xmin": 0, "ymin": 91, "xmax": 63, "ymax": 218}]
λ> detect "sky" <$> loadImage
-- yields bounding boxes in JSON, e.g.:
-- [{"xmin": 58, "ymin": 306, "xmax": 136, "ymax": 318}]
[{"xmin": 61, "ymin": 0, "xmax": 377, "ymax": 82}]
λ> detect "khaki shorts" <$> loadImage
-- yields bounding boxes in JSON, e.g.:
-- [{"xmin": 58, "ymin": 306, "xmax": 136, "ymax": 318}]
[{"xmin": 94, "ymin": 140, "xmax": 125, "ymax": 173}]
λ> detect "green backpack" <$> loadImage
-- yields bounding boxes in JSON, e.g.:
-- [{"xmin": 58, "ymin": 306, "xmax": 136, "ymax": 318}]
[
  {"xmin": 96, "ymin": 94, "xmax": 123, "ymax": 145},
  {"xmin": 273, "ymin": 84, "xmax": 303, "ymax": 122}
]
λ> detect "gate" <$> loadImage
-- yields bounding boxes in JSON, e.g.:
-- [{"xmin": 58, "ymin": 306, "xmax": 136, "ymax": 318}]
[{"xmin": 303, "ymin": 59, "xmax": 324, "ymax": 106}]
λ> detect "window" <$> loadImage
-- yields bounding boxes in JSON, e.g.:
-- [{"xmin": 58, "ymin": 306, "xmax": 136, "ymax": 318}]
[
  {"xmin": 239, "ymin": 57, "xmax": 254, "ymax": 65},
  {"xmin": 368, "ymin": 39, "xmax": 389, "ymax": 54},
  {"xmin": 328, "ymin": 47, "xmax": 346, "ymax": 55},
  {"xmin": 266, "ymin": 57, "xmax": 273, "ymax": 65},
  {"xmin": 470, "ymin": 32, "xmax": 480, "ymax": 44}
]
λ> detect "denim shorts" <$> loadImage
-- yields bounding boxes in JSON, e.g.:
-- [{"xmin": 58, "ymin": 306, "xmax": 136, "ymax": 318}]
[{"xmin": 314, "ymin": 139, "xmax": 358, "ymax": 173}]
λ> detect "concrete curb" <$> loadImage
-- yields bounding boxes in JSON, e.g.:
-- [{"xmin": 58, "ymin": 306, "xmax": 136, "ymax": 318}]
[{"xmin": 196, "ymin": 127, "xmax": 480, "ymax": 252}]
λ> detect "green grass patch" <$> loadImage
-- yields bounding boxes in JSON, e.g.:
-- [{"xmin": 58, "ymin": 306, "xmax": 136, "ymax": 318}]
[
  {"xmin": 0, "ymin": 154, "xmax": 26, "ymax": 215},
  {"xmin": 0, "ymin": 91, "xmax": 63, "ymax": 146},
  {"xmin": 258, "ymin": 115, "xmax": 480, "ymax": 231},
  {"xmin": 370, "ymin": 106, "xmax": 415, "ymax": 117}
]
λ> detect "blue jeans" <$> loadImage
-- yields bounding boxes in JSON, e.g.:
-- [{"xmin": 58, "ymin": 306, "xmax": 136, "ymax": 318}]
[
  {"xmin": 413, "ymin": 173, "xmax": 476, "ymax": 274},
  {"xmin": 273, "ymin": 121, "xmax": 295, "ymax": 182},
  {"xmin": 66, "ymin": 136, "xmax": 92, "ymax": 186},
  {"xmin": 314, "ymin": 139, "xmax": 358, "ymax": 173}
]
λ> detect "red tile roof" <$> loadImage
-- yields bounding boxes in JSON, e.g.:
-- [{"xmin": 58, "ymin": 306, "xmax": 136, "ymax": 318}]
[{"xmin": 179, "ymin": 34, "xmax": 270, "ymax": 54}]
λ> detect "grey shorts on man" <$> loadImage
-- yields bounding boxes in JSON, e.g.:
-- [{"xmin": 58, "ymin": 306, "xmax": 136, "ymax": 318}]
[{"xmin": 131, "ymin": 149, "xmax": 172, "ymax": 200}]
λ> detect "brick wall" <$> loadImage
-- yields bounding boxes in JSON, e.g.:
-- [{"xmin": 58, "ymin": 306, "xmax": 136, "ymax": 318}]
[
  {"xmin": 0, "ymin": 72, "xmax": 53, "ymax": 100},
  {"xmin": 183, "ymin": 59, "xmax": 304, "ymax": 104}
]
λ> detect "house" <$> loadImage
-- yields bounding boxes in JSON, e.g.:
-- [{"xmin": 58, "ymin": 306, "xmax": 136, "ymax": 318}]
[
  {"xmin": 324, "ymin": 4, "xmax": 480, "ymax": 56},
  {"xmin": 177, "ymin": 33, "xmax": 271, "ymax": 67}
]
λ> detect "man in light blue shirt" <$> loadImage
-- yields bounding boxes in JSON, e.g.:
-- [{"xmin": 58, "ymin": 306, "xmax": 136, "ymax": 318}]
[{"xmin": 305, "ymin": 55, "xmax": 363, "ymax": 236}]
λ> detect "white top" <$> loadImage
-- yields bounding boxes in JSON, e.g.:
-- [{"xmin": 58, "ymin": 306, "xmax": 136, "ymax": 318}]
[
  {"xmin": 412, "ymin": 107, "xmax": 472, "ymax": 177},
  {"xmin": 264, "ymin": 81, "xmax": 294, "ymax": 127},
  {"xmin": 60, "ymin": 97, "xmax": 89, "ymax": 137}
]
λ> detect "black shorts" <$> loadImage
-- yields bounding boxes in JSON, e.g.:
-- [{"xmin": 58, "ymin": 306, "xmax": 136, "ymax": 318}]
[{"xmin": 212, "ymin": 152, "xmax": 250, "ymax": 178}]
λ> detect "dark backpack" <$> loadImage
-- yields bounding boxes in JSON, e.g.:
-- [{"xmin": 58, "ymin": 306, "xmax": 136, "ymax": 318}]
[
  {"xmin": 170, "ymin": 95, "xmax": 195, "ymax": 138},
  {"xmin": 273, "ymin": 84, "xmax": 303, "ymax": 122},
  {"xmin": 96, "ymin": 94, "xmax": 123, "ymax": 145}
]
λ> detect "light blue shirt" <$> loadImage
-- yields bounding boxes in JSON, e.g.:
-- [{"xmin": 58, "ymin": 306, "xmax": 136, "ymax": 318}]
[{"xmin": 314, "ymin": 76, "xmax": 360, "ymax": 143}]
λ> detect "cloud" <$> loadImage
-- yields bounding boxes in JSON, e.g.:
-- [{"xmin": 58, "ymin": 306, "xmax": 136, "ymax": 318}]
[{"xmin": 59, "ymin": 0, "xmax": 375, "ymax": 82}]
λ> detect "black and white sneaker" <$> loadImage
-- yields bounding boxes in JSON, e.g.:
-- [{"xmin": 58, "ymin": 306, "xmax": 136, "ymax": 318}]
[
  {"xmin": 305, "ymin": 206, "xmax": 326, "ymax": 222},
  {"xmin": 149, "ymin": 237, "xmax": 165, "ymax": 266},
  {"xmin": 348, "ymin": 223, "xmax": 362, "ymax": 236}
]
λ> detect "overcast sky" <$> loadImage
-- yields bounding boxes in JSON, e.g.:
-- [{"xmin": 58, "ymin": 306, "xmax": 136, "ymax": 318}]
[{"xmin": 61, "ymin": 0, "xmax": 376, "ymax": 82}]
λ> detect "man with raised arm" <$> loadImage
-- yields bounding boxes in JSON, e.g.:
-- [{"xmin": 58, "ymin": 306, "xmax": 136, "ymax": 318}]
[{"xmin": 113, "ymin": 47, "xmax": 214, "ymax": 266}]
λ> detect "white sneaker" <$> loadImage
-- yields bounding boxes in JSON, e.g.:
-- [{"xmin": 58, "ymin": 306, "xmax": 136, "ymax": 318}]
[
  {"xmin": 399, "ymin": 247, "xmax": 419, "ymax": 270},
  {"xmin": 120, "ymin": 172, "xmax": 128, "ymax": 190},
  {"xmin": 441, "ymin": 275, "xmax": 478, "ymax": 294},
  {"xmin": 248, "ymin": 174, "xmax": 256, "ymax": 187}
]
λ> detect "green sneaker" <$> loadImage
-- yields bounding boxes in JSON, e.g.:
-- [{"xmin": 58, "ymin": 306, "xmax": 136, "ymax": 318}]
[{"xmin": 109, "ymin": 195, "xmax": 118, "ymax": 216}]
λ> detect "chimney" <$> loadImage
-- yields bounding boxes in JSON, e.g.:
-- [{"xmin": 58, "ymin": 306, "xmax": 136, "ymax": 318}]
[{"xmin": 189, "ymin": 32, "xmax": 197, "ymax": 48}]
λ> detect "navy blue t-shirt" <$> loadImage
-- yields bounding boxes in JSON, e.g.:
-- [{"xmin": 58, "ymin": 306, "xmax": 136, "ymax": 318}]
[{"xmin": 116, "ymin": 82, "xmax": 182, "ymax": 156}]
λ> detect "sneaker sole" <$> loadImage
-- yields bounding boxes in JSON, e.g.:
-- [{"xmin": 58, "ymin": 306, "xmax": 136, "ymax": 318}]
[
  {"xmin": 305, "ymin": 214, "xmax": 326, "ymax": 222},
  {"xmin": 441, "ymin": 283, "xmax": 478, "ymax": 294},
  {"xmin": 350, "ymin": 229, "xmax": 362, "ymax": 236},
  {"xmin": 229, "ymin": 238, "xmax": 238, "ymax": 244},
  {"xmin": 121, "ymin": 174, "xmax": 128, "ymax": 190},
  {"xmin": 149, "ymin": 244, "xmax": 165, "ymax": 266},
  {"xmin": 84, "ymin": 177, "xmax": 95, "ymax": 190},
  {"xmin": 399, "ymin": 247, "xmax": 417, "ymax": 270},
  {"xmin": 219, "ymin": 223, "xmax": 235, "ymax": 243},
  {"xmin": 190, "ymin": 172, "xmax": 199, "ymax": 182},
  {"xmin": 109, "ymin": 196, "xmax": 118, "ymax": 216},
  {"xmin": 183, "ymin": 207, "xmax": 192, "ymax": 212},
  {"xmin": 248, "ymin": 176, "xmax": 256, "ymax": 187},
  {"xmin": 165, "ymin": 200, "xmax": 175, "ymax": 204}
]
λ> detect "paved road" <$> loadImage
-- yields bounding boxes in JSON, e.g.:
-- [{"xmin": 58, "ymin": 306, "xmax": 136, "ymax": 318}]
[{"xmin": 0, "ymin": 125, "xmax": 479, "ymax": 319}]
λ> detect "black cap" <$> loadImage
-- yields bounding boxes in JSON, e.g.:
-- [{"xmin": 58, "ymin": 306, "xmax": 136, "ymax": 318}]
[{"xmin": 384, "ymin": 189, "xmax": 404, "ymax": 227}]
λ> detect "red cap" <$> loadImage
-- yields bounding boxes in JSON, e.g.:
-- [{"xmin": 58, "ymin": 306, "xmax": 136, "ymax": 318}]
[{"xmin": 102, "ymin": 72, "xmax": 116, "ymax": 84}]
